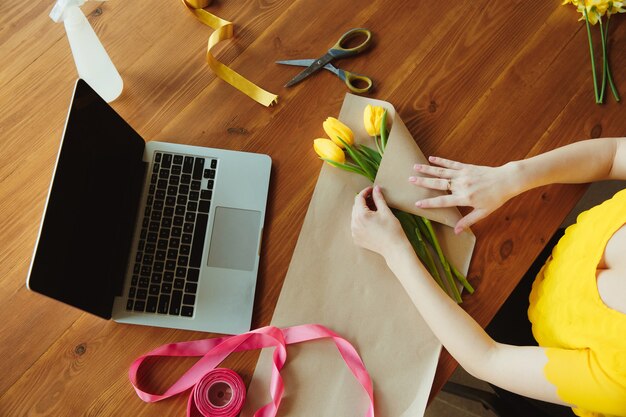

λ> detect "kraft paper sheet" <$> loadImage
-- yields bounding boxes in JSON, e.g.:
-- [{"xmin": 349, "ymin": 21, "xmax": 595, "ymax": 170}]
[{"xmin": 241, "ymin": 94, "xmax": 475, "ymax": 417}]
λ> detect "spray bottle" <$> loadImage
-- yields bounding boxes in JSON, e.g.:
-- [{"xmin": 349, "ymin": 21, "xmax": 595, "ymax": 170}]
[{"xmin": 50, "ymin": 0, "xmax": 123, "ymax": 102}]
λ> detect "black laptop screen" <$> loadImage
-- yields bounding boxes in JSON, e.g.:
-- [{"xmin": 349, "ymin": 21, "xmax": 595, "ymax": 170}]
[{"xmin": 28, "ymin": 80, "xmax": 146, "ymax": 318}]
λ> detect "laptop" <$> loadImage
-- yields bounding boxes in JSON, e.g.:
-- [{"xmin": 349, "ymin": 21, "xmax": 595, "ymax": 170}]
[{"xmin": 26, "ymin": 79, "xmax": 272, "ymax": 334}]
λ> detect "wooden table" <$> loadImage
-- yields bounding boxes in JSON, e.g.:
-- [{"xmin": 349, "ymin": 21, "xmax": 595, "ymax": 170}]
[{"xmin": 1, "ymin": 0, "xmax": 625, "ymax": 415}]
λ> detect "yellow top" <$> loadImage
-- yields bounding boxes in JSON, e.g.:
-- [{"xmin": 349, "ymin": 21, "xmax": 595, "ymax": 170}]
[{"xmin": 528, "ymin": 189, "xmax": 626, "ymax": 417}]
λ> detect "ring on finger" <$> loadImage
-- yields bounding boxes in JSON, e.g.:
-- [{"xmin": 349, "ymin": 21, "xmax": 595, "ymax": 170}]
[{"xmin": 446, "ymin": 179, "xmax": 452, "ymax": 191}]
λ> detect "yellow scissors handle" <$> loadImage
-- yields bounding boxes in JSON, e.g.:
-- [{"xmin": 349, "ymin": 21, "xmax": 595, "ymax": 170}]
[
  {"xmin": 328, "ymin": 28, "xmax": 373, "ymax": 59},
  {"xmin": 336, "ymin": 68, "xmax": 373, "ymax": 94}
]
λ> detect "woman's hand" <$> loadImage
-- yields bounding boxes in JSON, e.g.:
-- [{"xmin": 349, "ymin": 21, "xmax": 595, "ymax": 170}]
[
  {"xmin": 410, "ymin": 156, "xmax": 519, "ymax": 233},
  {"xmin": 351, "ymin": 185, "xmax": 408, "ymax": 259}
]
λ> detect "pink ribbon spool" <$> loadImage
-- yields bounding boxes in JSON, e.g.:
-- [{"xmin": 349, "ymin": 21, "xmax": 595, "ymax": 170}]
[{"xmin": 192, "ymin": 368, "xmax": 245, "ymax": 417}]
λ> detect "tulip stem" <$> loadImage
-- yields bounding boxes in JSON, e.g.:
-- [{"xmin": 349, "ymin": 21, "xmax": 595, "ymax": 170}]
[
  {"xmin": 373, "ymin": 135, "xmax": 383, "ymax": 157},
  {"xmin": 416, "ymin": 218, "xmax": 472, "ymax": 292},
  {"xmin": 356, "ymin": 146, "xmax": 381, "ymax": 175},
  {"xmin": 380, "ymin": 110, "xmax": 389, "ymax": 153},
  {"xmin": 359, "ymin": 145, "xmax": 382, "ymax": 166},
  {"xmin": 394, "ymin": 210, "xmax": 448, "ymax": 295},
  {"xmin": 339, "ymin": 138, "xmax": 376, "ymax": 182},
  {"xmin": 414, "ymin": 226, "xmax": 447, "ymax": 292},
  {"xmin": 452, "ymin": 263, "xmax": 474, "ymax": 294},
  {"xmin": 321, "ymin": 158, "xmax": 367, "ymax": 177},
  {"xmin": 420, "ymin": 217, "xmax": 462, "ymax": 303}
]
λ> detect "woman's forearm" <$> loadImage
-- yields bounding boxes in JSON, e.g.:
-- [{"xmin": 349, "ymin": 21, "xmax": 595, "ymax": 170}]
[
  {"xmin": 508, "ymin": 138, "xmax": 621, "ymax": 196},
  {"xmin": 384, "ymin": 240, "xmax": 497, "ymax": 378}
]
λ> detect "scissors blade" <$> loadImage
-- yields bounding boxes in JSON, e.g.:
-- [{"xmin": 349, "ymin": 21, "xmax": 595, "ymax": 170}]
[
  {"xmin": 276, "ymin": 59, "xmax": 317, "ymax": 67},
  {"xmin": 284, "ymin": 53, "xmax": 335, "ymax": 88},
  {"xmin": 278, "ymin": 59, "xmax": 342, "ymax": 76}
]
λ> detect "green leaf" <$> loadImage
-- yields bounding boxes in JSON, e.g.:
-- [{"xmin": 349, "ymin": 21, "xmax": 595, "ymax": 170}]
[
  {"xmin": 320, "ymin": 158, "xmax": 367, "ymax": 177},
  {"xmin": 359, "ymin": 145, "xmax": 382, "ymax": 166},
  {"xmin": 338, "ymin": 137, "xmax": 376, "ymax": 182},
  {"xmin": 355, "ymin": 146, "xmax": 381, "ymax": 174}
]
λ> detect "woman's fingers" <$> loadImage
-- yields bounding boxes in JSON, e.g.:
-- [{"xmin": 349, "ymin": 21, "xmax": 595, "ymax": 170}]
[
  {"xmin": 354, "ymin": 186, "xmax": 373, "ymax": 212},
  {"xmin": 454, "ymin": 209, "xmax": 487, "ymax": 234},
  {"xmin": 409, "ymin": 176, "xmax": 450, "ymax": 191},
  {"xmin": 413, "ymin": 163, "xmax": 455, "ymax": 179},
  {"xmin": 428, "ymin": 156, "xmax": 465, "ymax": 170},
  {"xmin": 370, "ymin": 185, "xmax": 391, "ymax": 215},
  {"xmin": 415, "ymin": 194, "xmax": 458, "ymax": 209}
]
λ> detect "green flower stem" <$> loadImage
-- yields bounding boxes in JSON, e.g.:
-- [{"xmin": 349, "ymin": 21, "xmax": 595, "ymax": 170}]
[
  {"xmin": 413, "ymin": 226, "xmax": 446, "ymax": 292},
  {"xmin": 355, "ymin": 146, "xmax": 381, "ymax": 174},
  {"xmin": 451, "ymin": 263, "xmax": 474, "ymax": 294},
  {"xmin": 340, "ymin": 139, "xmax": 376, "ymax": 182},
  {"xmin": 599, "ymin": 16, "xmax": 607, "ymax": 103},
  {"xmin": 394, "ymin": 210, "xmax": 447, "ymax": 295},
  {"xmin": 359, "ymin": 145, "xmax": 382, "ymax": 166},
  {"xmin": 414, "ymin": 216, "xmax": 472, "ymax": 293},
  {"xmin": 404, "ymin": 213, "xmax": 446, "ymax": 292},
  {"xmin": 583, "ymin": 5, "xmax": 600, "ymax": 103},
  {"xmin": 321, "ymin": 158, "xmax": 367, "ymax": 176},
  {"xmin": 603, "ymin": 15, "xmax": 621, "ymax": 102},
  {"xmin": 380, "ymin": 109, "xmax": 389, "ymax": 152},
  {"xmin": 373, "ymin": 134, "xmax": 383, "ymax": 156},
  {"xmin": 421, "ymin": 217, "xmax": 462, "ymax": 303}
]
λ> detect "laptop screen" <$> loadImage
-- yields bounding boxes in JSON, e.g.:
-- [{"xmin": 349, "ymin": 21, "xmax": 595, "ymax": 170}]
[{"xmin": 28, "ymin": 80, "xmax": 145, "ymax": 318}]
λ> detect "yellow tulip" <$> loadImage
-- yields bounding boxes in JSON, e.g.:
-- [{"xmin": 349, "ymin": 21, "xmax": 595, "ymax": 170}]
[
  {"xmin": 322, "ymin": 117, "xmax": 354, "ymax": 148},
  {"xmin": 363, "ymin": 104, "xmax": 387, "ymax": 137},
  {"xmin": 313, "ymin": 138, "xmax": 345, "ymax": 164}
]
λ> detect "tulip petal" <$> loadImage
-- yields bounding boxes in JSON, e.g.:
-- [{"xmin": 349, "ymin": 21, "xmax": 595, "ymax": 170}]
[
  {"xmin": 313, "ymin": 138, "xmax": 345, "ymax": 164},
  {"xmin": 323, "ymin": 117, "xmax": 354, "ymax": 148}
]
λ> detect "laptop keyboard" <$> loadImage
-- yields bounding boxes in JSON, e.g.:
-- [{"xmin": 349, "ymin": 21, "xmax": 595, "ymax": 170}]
[{"xmin": 125, "ymin": 151, "xmax": 217, "ymax": 317}]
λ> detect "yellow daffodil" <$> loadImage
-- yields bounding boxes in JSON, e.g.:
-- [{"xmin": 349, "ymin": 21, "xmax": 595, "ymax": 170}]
[
  {"xmin": 322, "ymin": 117, "xmax": 354, "ymax": 148},
  {"xmin": 363, "ymin": 104, "xmax": 386, "ymax": 137},
  {"xmin": 313, "ymin": 138, "xmax": 345, "ymax": 164},
  {"xmin": 607, "ymin": 1, "xmax": 626, "ymax": 15},
  {"xmin": 563, "ymin": 0, "xmax": 625, "ymax": 23},
  {"xmin": 563, "ymin": 0, "xmax": 623, "ymax": 103}
]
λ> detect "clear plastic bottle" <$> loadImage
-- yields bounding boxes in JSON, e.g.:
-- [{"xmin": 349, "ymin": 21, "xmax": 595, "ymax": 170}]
[{"xmin": 51, "ymin": 0, "xmax": 123, "ymax": 102}]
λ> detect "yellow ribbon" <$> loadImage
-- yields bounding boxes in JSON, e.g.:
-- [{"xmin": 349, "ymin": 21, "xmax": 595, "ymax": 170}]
[{"xmin": 183, "ymin": 0, "xmax": 278, "ymax": 107}]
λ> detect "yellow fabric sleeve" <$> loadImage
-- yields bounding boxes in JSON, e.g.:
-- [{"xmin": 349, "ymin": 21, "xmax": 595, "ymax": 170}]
[{"xmin": 543, "ymin": 347, "xmax": 626, "ymax": 417}]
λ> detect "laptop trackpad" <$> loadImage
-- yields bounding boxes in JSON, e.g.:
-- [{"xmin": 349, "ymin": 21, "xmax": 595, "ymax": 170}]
[{"xmin": 207, "ymin": 207, "xmax": 261, "ymax": 272}]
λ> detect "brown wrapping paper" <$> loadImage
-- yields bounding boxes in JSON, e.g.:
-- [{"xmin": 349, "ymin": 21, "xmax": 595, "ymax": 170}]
[{"xmin": 241, "ymin": 94, "xmax": 475, "ymax": 417}]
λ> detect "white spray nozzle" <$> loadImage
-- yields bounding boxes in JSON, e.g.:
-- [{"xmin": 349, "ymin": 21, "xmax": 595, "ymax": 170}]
[
  {"xmin": 50, "ymin": 0, "xmax": 122, "ymax": 102},
  {"xmin": 50, "ymin": 0, "xmax": 87, "ymax": 23}
]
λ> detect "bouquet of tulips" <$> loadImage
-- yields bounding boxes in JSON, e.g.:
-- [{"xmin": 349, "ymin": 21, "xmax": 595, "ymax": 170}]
[
  {"xmin": 563, "ymin": 0, "xmax": 625, "ymax": 103},
  {"xmin": 313, "ymin": 105, "xmax": 473, "ymax": 303}
]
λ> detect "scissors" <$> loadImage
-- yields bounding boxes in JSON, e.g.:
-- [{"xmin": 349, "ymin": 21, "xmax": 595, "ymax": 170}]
[{"xmin": 277, "ymin": 28, "xmax": 374, "ymax": 94}]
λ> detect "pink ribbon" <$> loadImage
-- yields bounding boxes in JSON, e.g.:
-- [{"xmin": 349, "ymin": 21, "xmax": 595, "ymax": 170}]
[{"xmin": 129, "ymin": 324, "xmax": 375, "ymax": 417}]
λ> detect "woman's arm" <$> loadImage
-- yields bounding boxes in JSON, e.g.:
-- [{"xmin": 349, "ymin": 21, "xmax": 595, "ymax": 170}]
[
  {"xmin": 411, "ymin": 137, "xmax": 626, "ymax": 233},
  {"xmin": 513, "ymin": 137, "xmax": 625, "ymax": 189},
  {"xmin": 352, "ymin": 186, "xmax": 571, "ymax": 405}
]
